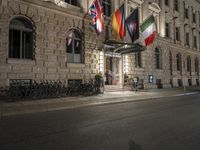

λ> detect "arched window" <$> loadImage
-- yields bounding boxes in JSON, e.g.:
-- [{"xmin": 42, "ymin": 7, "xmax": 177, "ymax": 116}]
[
  {"xmin": 187, "ymin": 56, "xmax": 191, "ymax": 73},
  {"xmin": 155, "ymin": 47, "xmax": 162, "ymax": 69},
  {"xmin": 102, "ymin": 0, "xmax": 111, "ymax": 17},
  {"xmin": 176, "ymin": 53, "xmax": 181, "ymax": 71},
  {"xmin": 66, "ymin": 29, "xmax": 82, "ymax": 63},
  {"xmin": 9, "ymin": 17, "xmax": 34, "ymax": 59},
  {"xmin": 64, "ymin": 0, "xmax": 78, "ymax": 6},
  {"xmin": 195, "ymin": 58, "xmax": 199, "ymax": 75}
]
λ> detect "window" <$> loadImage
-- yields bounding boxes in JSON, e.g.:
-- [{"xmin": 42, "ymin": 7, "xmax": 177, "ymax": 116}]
[
  {"xmin": 178, "ymin": 79, "xmax": 183, "ymax": 87},
  {"xmin": 193, "ymin": 36, "xmax": 197, "ymax": 48},
  {"xmin": 169, "ymin": 51, "xmax": 173, "ymax": 75},
  {"xmin": 176, "ymin": 53, "xmax": 181, "ymax": 71},
  {"xmin": 165, "ymin": 22, "xmax": 170, "ymax": 38},
  {"xmin": 188, "ymin": 79, "xmax": 192, "ymax": 86},
  {"xmin": 135, "ymin": 52, "xmax": 142, "ymax": 68},
  {"xmin": 185, "ymin": 32, "xmax": 189, "ymax": 46},
  {"xmin": 185, "ymin": 8, "xmax": 188, "ymax": 19},
  {"xmin": 158, "ymin": 0, "xmax": 161, "ymax": 7},
  {"xmin": 187, "ymin": 56, "xmax": 191, "ymax": 72},
  {"xmin": 193, "ymin": 12, "xmax": 196, "ymax": 23},
  {"xmin": 195, "ymin": 58, "xmax": 199, "ymax": 74},
  {"xmin": 9, "ymin": 17, "xmax": 33, "ymax": 59},
  {"xmin": 155, "ymin": 48, "xmax": 162, "ymax": 69},
  {"xmin": 102, "ymin": 0, "xmax": 111, "ymax": 17},
  {"xmin": 199, "ymin": 32, "xmax": 200, "ymax": 48},
  {"xmin": 196, "ymin": 79, "xmax": 199, "ymax": 85},
  {"xmin": 174, "ymin": 0, "xmax": 179, "ymax": 11},
  {"xmin": 175, "ymin": 27, "xmax": 180, "ymax": 41},
  {"xmin": 66, "ymin": 29, "xmax": 83, "ymax": 63},
  {"xmin": 165, "ymin": 0, "xmax": 169, "ymax": 6},
  {"xmin": 64, "ymin": 0, "xmax": 78, "ymax": 6},
  {"xmin": 199, "ymin": 14, "xmax": 200, "ymax": 27},
  {"xmin": 199, "ymin": 32, "xmax": 200, "ymax": 47}
]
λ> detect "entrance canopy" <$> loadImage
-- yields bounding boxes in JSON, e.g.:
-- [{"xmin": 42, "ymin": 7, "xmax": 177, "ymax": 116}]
[{"xmin": 104, "ymin": 40, "xmax": 146, "ymax": 55}]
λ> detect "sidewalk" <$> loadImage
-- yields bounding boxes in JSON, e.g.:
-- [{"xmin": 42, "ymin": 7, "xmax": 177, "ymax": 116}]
[{"xmin": 0, "ymin": 87, "xmax": 199, "ymax": 117}]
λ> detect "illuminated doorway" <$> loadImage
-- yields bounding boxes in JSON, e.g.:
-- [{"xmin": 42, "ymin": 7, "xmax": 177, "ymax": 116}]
[{"xmin": 105, "ymin": 56, "xmax": 121, "ymax": 85}]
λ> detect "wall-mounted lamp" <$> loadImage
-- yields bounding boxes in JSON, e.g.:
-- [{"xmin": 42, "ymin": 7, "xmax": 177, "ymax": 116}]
[
  {"xmin": 124, "ymin": 55, "xmax": 129, "ymax": 74},
  {"xmin": 99, "ymin": 51, "xmax": 104, "ymax": 72}
]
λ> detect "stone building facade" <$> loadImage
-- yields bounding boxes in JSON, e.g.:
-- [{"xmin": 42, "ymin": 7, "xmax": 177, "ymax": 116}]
[{"xmin": 0, "ymin": 0, "xmax": 200, "ymax": 90}]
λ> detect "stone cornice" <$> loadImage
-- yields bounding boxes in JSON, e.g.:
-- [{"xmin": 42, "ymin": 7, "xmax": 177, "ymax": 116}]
[
  {"xmin": 21, "ymin": 0, "xmax": 85, "ymax": 19},
  {"xmin": 196, "ymin": 0, "xmax": 200, "ymax": 4},
  {"xmin": 156, "ymin": 37, "xmax": 200, "ymax": 56},
  {"xmin": 127, "ymin": 0, "xmax": 144, "ymax": 5},
  {"xmin": 148, "ymin": 2, "xmax": 161, "ymax": 14}
]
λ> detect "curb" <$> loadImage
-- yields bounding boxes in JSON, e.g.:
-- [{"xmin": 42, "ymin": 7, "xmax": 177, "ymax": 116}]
[{"xmin": 0, "ymin": 91, "xmax": 199, "ymax": 117}]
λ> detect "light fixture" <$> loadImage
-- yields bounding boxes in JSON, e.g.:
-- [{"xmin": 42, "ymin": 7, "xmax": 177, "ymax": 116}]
[{"xmin": 99, "ymin": 51, "xmax": 104, "ymax": 72}]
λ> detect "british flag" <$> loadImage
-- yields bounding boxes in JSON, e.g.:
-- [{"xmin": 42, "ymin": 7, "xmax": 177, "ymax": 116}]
[{"xmin": 88, "ymin": 0, "xmax": 104, "ymax": 34}]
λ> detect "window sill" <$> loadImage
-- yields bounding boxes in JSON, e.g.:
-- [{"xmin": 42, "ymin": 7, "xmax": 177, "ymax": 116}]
[
  {"xmin": 156, "ymin": 68, "xmax": 163, "ymax": 71},
  {"xmin": 7, "ymin": 58, "xmax": 36, "ymax": 65},
  {"xmin": 67, "ymin": 63, "xmax": 85, "ymax": 68},
  {"xmin": 184, "ymin": 45, "xmax": 190, "ymax": 48},
  {"xmin": 165, "ymin": 5, "xmax": 169, "ymax": 8},
  {"xmin": 58, "ymin": 1, "xmax": 81, "ymax": 11},
  {"xmin": 164, "ymin": 37, "xmax": 171, "ymax": 41},
  {"xmin": 192, "ymin": 47, "xmax": 197, "ymax": 50},
  {"xmin": 174, "ymin": 10, "xmax": 179, "ymax": 13},
  {"xmin": 192, "ymin": 22, "xmax": 196, "ymax": 26},
  {"xmin": 135, "ymin": 67, "xmax": 144, "ymax": 70},
  {"xmin": 175, "ymin": 41, "xmax": 181, "ymax": 45}
]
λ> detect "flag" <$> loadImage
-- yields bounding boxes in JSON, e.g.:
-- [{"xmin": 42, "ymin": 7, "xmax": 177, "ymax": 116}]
[
  {"xmin": 141, "ymin": 15, "xmax": 157, "ymax": 46},
  {"xmin": 125, "ymin": 8, "xmax": 139, "ymax": 43},
  {"xmin": 112, "ymin": 4, "xmax": 126, "ymax": 40},
  {"xmin": 88, "ymin": 0, "xmax": 104, "ymax": 34},
  {"xmin": 67, "ymin": 32, "xmax": 73, "ymax": 46}
]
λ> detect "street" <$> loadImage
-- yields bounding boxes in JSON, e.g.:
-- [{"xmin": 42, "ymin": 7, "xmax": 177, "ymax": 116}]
[{"xmin": 0, "ymin": 93, "xmax": 200, "ymax": 150}]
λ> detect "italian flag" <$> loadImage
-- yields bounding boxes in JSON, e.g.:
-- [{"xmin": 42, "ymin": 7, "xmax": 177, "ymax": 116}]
[{"xmin": 141, "ymin": 15, "xmax": 157, "ymax": 46}]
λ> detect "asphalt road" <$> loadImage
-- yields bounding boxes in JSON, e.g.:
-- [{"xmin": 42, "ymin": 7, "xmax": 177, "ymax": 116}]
[{"xmin": 0, "ymin": 93, "xmax": 200, "ymax": 150}]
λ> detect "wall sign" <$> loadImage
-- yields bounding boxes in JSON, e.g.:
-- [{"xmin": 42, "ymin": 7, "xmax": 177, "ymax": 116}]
[
  {"xmin": 105, "ymin": 52, "xmax": 121, "ymax": 58},
  {"xmin": 148, "ymin": 75, "xmax": 153, "ymax": 83}
]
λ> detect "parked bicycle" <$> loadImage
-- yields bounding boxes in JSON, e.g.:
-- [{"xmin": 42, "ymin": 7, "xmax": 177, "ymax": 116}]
[{"xmin": 0, "ymin": 79, "xmax": 103, "ymax": 101}]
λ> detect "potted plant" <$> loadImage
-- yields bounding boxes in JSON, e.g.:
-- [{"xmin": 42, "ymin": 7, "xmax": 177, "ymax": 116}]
[
  {"xmin": 95, "ymin": 73, "xmax": 102, "ymax": 93},
  {"xmin": 95, "ymin": 73, "xmax": 102, "ymax": 82}
]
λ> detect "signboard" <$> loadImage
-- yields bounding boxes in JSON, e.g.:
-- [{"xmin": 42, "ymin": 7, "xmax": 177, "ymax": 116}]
[
  {"xmin": 148, "ymin": 75, "xmax": 153, "ymax": 83},
  {"xmin": 133, "ymin": 77, "xmax": 138, "ymax": 83},
  {"xmin": 104, "ymin": 52, "xmax": 121, "ymax": 58}
]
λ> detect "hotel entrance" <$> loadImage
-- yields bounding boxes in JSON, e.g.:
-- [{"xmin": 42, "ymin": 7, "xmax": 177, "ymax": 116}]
[
  {"xmin": 105, "ymin": 57, "xmax": 120, "ymax": 85},
  {"xmin": 102, "ymin": 41, "xmax": 146, "ymax": 91},
  {"xmin": 104, "ymin": 53, "xmax": 123, "ymax": 91}
]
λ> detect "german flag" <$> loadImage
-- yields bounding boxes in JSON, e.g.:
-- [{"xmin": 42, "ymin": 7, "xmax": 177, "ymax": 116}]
[{"xmin": 112, "ymin": 4, "xmax": 126, "ymax": 40}]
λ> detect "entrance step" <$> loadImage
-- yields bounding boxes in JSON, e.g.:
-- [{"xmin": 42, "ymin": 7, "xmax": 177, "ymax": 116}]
[{"xmin": 105, "ymin": 85, "xmax": 126, "ymax": 92}]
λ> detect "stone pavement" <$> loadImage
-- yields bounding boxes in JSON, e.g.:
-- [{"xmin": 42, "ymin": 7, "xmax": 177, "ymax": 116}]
[{"xmin": 0, "ymin": 87, "xmax": 200, "ymax": 117}]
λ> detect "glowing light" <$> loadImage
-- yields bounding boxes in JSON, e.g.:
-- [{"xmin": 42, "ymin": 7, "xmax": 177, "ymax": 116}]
[
  {"xmin": 124, "ymin": 55, "xmax": 129, "ymax": 73},
  {"xmin": 99, "ymin": 51, "xmax": 104, "ymax": 72}
]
